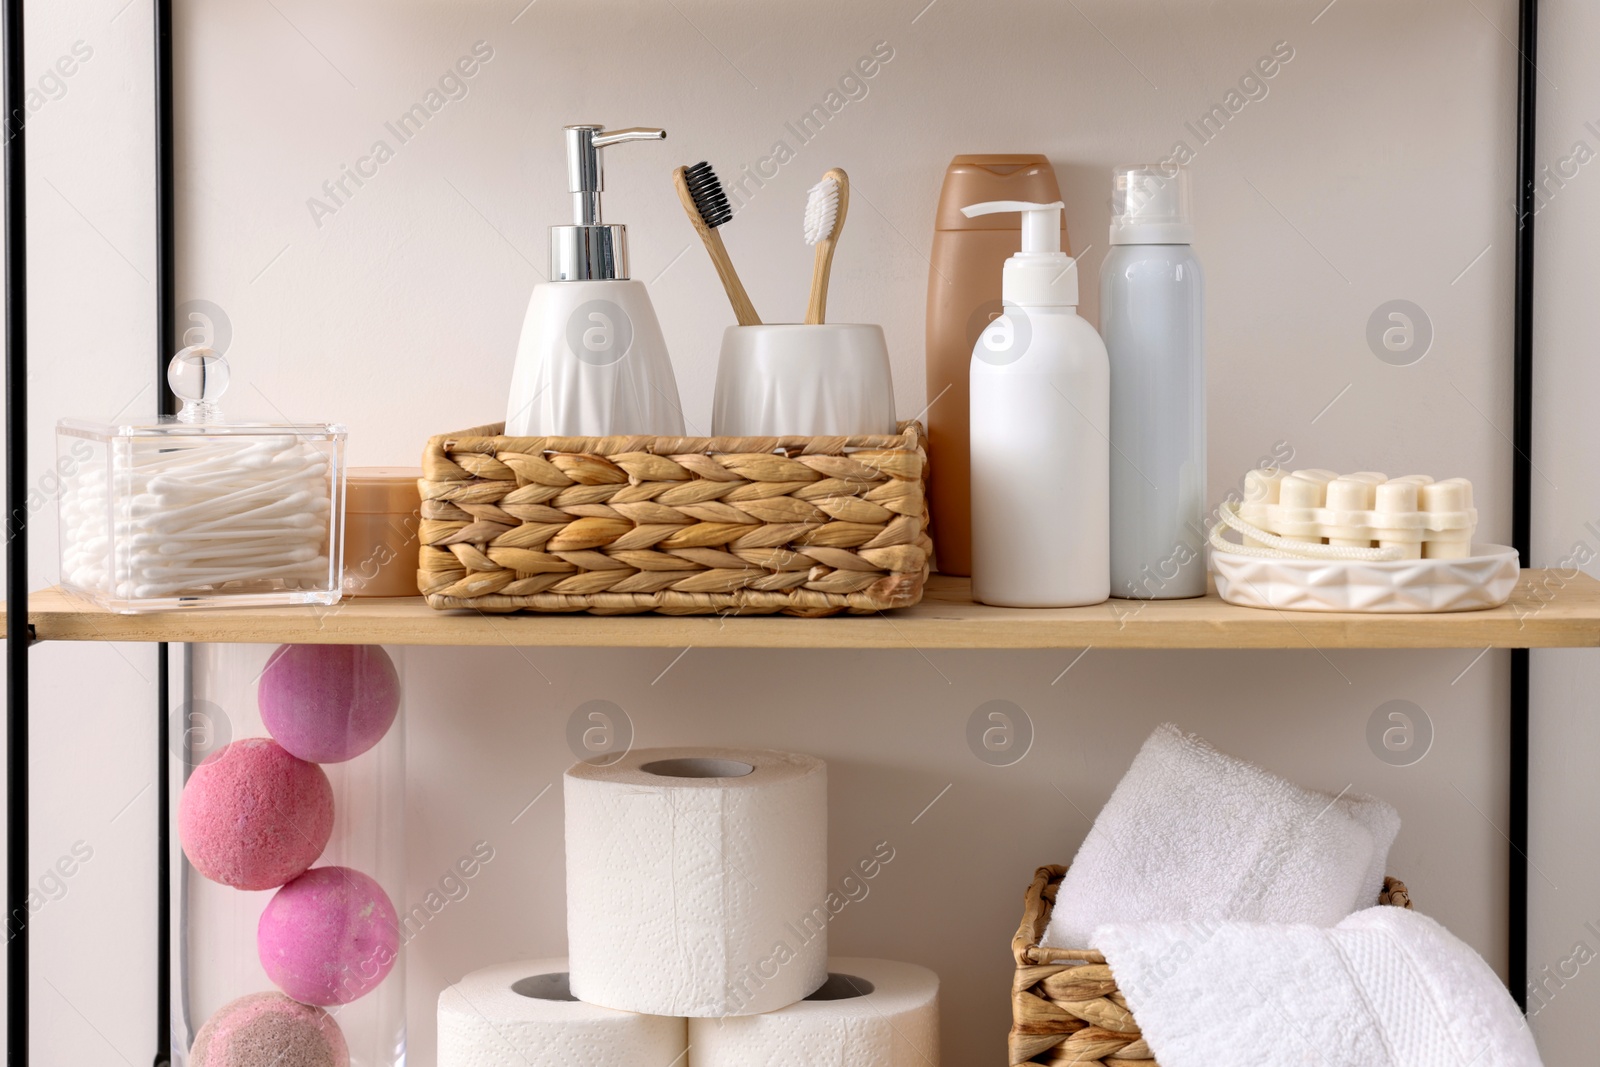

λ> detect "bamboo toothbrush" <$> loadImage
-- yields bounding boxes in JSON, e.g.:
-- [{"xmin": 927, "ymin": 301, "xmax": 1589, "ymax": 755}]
[
  {"xmin": 803, "ymin": 168, "xmax": 849, "ymax": 325},
  {"xmin": 674, "ymin": 162, "xmax": 762, "ymax": 326}
]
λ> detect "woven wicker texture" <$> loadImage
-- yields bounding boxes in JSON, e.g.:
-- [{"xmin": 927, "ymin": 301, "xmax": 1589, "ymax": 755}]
[
  {"xmin": 418, "ymin": 421, "xmax": 931, "ymax": 616},
  {"xmin": 1008, "ymin": 864, "xmax": 1414, "ymax": 1066}
]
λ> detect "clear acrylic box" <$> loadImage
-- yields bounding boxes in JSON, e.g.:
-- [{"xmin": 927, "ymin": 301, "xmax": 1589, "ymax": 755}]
[{"xmin": 55, "ymin": 348, "xmax": 347, "ymax": 611}]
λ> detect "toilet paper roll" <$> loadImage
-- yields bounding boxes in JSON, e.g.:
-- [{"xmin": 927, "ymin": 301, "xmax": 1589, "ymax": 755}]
[
  {"xmin": 437, "ymin": 958, "xmax": 688, "ymax": 1067},
  {"xmin": 688, "ymin": 957, "xmax": 940, "ymax": 1066},
  {"xmin": 565, "ymin": 747, "xmax": 828, "ymax": 1017}
]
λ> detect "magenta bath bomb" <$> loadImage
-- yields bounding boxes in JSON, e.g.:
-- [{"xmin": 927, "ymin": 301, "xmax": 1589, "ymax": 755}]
[
  {"xmin": 259, "ymin": 644, "xmax": 400, "ymax": 763},
  {"xmin": 190, "ymin": 991, "xmax": 348, "ymax": 1067},
  {"xmin": 179, "ymin": 738, "xmax": 334, "ymax": 891},
  {"xmin": 259, "ymin": 865, "xmax": 400, "ymax": 1005}
]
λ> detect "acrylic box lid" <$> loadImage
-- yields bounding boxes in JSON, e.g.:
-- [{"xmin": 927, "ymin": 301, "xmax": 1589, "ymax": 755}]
[
  {"xmin": 56, "ymin": 347, "xmax": 345, "ymax": 439},
  {"xmin": 57, "ymin": 415, "xmax": 346, "ymax": 439}
]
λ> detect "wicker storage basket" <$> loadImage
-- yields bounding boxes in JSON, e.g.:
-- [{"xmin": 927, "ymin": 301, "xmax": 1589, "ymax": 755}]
[
  {"xmin": 1008, "ymin": 864, "xmax": 1414, "ymax": 1066},
  {"xmin": 417, "ymin": 421, "xmax": 930, "ymax": 616}
]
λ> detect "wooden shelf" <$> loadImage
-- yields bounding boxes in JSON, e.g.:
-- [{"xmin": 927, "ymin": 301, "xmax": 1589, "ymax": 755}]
[{"xmin": 8, "ymin": 571, "xmax": 1600, "ymax": 650}]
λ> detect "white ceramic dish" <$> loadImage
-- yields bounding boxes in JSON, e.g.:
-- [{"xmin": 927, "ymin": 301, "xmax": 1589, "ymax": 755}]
[
  {"xmin": 1210, "ymin": 543, "xmax": 1520, "ymax": 613},
  {"xmin": 711, "ymin": 323, "xmax": 896, "ymax": 437}
]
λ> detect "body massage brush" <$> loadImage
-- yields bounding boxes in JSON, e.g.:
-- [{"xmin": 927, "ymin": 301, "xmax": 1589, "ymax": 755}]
[{"xmin": 1210, "ymin": 468, "xmax": 1518, "ymax": 612}]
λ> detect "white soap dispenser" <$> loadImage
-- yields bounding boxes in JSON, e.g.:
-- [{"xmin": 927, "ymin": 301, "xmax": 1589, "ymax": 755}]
[
  {"xmin": 963, "ymin": 200, "xmax": 1109, "ymax": 607},
  {"xmin": 505, "ymin": 124, "xmax": 685, "ymax": 437}
]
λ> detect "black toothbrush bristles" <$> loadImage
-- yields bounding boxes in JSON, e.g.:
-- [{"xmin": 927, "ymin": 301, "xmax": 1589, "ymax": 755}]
[
  {"xmin": 683, "ymin": 161, "xmax": 733, "ymax": 229},
  {"xmin": 676, "ymin": 159, "xmax": 760, "ymax": 324}
]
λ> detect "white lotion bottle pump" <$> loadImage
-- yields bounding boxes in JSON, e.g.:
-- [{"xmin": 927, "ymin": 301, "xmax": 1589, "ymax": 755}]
[
  {"xmin": 963, "ymin": 200, "xmax": 1109, "ymax": 607},
  {"xmin": 505, "ymin": 124, "xmax": 686, "ymax": 437}
]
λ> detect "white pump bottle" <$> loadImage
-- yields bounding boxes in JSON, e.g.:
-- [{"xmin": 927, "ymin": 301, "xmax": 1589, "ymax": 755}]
[
  {"xmin": 505, "ymin": 125, "xmax": 685, "ymax": 437},
  {"xmin": 964, "ymin": 200, "xmax": 1109, "ymax": 607}
]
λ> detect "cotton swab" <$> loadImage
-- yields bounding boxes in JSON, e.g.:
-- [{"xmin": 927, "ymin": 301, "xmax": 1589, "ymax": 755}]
[{"xmin": 65, "ymin": 436, "xmax": 336, "ymax": 599}]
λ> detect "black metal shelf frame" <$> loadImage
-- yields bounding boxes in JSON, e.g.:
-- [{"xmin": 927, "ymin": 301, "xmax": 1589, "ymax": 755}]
[{"xmin": 1, "ymin": 0, "xmax": 1545, "ymax": 1062}]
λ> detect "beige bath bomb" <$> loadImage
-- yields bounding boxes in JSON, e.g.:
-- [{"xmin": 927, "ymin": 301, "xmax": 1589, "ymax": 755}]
[{"xmin": 190, "ymin": 992, "xmax": 348, "ymax": 1067}]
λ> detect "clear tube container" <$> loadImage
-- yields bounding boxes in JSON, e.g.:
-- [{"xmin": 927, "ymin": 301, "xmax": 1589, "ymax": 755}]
[{"xmin": 169, "ymin": 643, "xmax": 406, "ymax": 1066}]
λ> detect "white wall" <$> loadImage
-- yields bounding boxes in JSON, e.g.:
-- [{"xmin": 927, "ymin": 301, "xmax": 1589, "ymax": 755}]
[{"xmin": 13, "ymin": 0, "xmax": 1600, "ymax": 1063}]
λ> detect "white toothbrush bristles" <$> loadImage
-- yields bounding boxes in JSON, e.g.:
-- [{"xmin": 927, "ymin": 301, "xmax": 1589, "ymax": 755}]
[{"xmin": 804, "ymin": 177, "xmax": 840, "ymax": 245}]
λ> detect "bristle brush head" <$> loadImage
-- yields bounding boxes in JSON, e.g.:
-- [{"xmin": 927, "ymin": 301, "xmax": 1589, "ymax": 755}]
[
  {"xmin": 804, "ymin": 177, "xmax": 840, "ymax": 245},
  {"xmin": 683, "ymin": 161, "xmax": 732, "ymax": 228}
]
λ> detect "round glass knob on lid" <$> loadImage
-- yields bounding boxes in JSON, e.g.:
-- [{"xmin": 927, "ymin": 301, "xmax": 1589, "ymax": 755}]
[{"xmin": 167, "ymin": 345, "xmax": 230, "ymax": 423}]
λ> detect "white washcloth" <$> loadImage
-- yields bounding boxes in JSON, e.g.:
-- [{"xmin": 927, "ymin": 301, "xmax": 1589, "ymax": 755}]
[
  {"xmin": 1094, "ymin": 906, "xmax": 1543, "ymax": 1067},
  {"xmin": 1043, "ymin": 724, "xmax": 1400, "ymax": 949}
]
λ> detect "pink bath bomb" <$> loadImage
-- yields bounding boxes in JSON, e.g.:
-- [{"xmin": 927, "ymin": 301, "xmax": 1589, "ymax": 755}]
[
  {"xmin": 259, "ymin": 865, "xmax": 400, "ymax": 1006},
  {"xmin": 259, "ymin": 645, "xmax": 400, "ymax": 763},
  {"xmin": 190, "ymin": 991, "xmax": 348, "ymax": 1067},
  {"xmin": 179, "ymin": 739, "xmax": 334, "ymax": 891}
]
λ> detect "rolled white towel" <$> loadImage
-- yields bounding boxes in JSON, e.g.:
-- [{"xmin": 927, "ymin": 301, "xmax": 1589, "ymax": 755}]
[
  {"xmin": 1043, "ymin": 723, "xmax": 1399, "ymax": 949},
  {"xmin": 1093, "ymin": 906, "xmax": 1543, "ymax": 1067}
]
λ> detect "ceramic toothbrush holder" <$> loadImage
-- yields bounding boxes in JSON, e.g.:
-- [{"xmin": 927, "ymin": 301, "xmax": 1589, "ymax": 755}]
[{"xmin": 711, "ymin": 324, "xmax": 897, "ymax": 437}]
